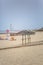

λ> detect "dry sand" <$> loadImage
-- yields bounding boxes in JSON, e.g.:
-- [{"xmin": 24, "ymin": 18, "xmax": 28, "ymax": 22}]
[
  {"xmin": 0, "ymin": 45, "xmax": 43, "ymax": 65},
  {"xmin": 0, "ymin": 33, "xmax": 43, "ymax": 65}
]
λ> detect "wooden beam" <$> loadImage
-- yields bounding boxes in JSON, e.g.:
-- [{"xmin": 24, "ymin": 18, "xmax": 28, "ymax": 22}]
[
  {"xmin": 28, "ymin": 34, "xmax": 29, "ymax": 44},
  {"xmin": 25, "ymin": 34, "xmax": 26, "ymax": 45},
  {"xmin": 22, "ymin": 34, "xmax": 23, "ymax": 46}
]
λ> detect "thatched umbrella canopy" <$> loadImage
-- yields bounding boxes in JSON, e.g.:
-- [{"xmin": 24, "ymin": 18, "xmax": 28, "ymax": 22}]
[{"xmin": 17, "ymin": 30, "xmax": 35, "ymax": 35}]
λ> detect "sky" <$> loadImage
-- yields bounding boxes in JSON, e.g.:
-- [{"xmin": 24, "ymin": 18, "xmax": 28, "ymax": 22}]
[{"xmin": 0, "ymin": 0, "xmax": 43, "ymax": 30}]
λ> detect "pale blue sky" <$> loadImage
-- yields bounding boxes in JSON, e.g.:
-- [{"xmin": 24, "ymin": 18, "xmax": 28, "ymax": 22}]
[{"xmin": 0, "ymin": 0, "xmax": 43, "ymax": 30}]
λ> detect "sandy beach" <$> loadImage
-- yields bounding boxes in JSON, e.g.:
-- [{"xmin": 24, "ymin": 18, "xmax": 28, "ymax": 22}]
[
  {"xmin": 0, "ymin": 45, "xmax": 43, "ymax": 65},
  {"xmin": 0, "ymin": 30, "xmax": 43, "ymax": 65}
]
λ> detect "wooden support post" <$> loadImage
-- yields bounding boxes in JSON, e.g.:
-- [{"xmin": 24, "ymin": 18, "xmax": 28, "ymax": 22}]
[
  {"xmin": 29, "ymin": 35, "xmax": 31, "ymax": 45},
  {"xmin": 28, "ymin": 35, "xmax": 31, "ymax": 45},
  {"xmin": 25, "ymin": 34, "xmax": 26, "ymax": 45},
  {"xmin": 28, "ymin": 34, "xmax": 29, "ymax": 44},
  {"xmin": 22, "ymin": 34, "xmax": 23, "ymax": 46}
]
